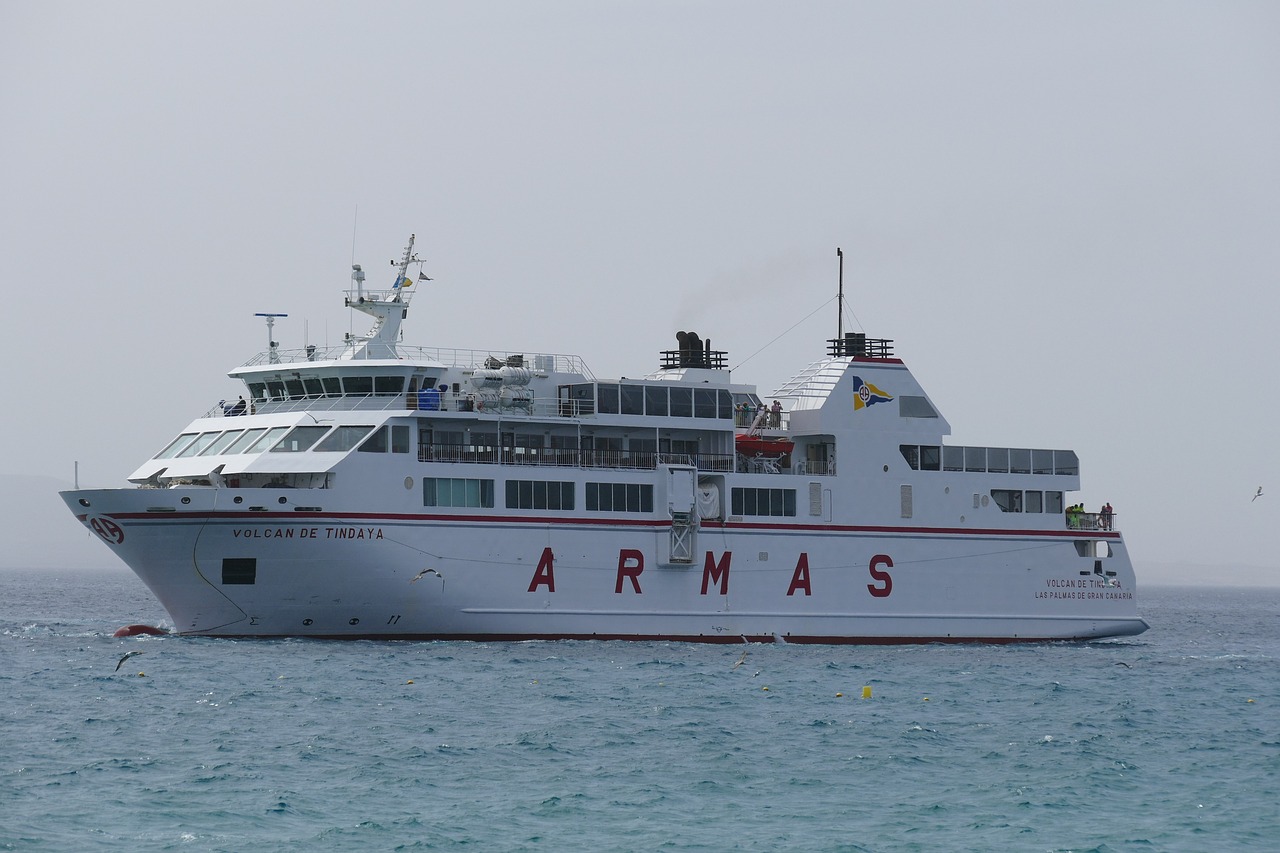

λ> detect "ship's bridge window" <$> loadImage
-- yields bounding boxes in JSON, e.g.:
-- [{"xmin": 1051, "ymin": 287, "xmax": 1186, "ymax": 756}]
[
  {"xmin": 986, "ymin": 448, "xmax": 1010, "ymax": 473},
  {"xmin": 155, "ymin": 433, "xmax": 199, "ymax": 459},
  {"xmin": 270, "ymin": 425, "xmax": 331, "ymax": 453},
  {"xmin": 374, "ymin": 376, "xmax": 405, "ymax": 395},
  {"xmin": 1010, "ymin": 448, "xmax": 1031, "ymax": 474},
  {"xmin": 344, "ymin": 376, "xmax": 373, "ymax": 395},
  {"xmin": 314, "ymin": 425, "xmax": 374, "ymax": 452},
  {"xmin": 225, "ymin": 428, "xmax": 269, "ymax": 454},
  {"xmin": 943, "ymin": 446, "xmax": 963, "ymax": 472},
  {"xmin": 302, "ymin": 377, "xmax": 324, "ymax": 397},
  {"xmin": 177, "ymin": 432, "xmax": 223, "ymax": 458},
  {"xmin": 1054, "ymin": 450, "xmax": 1079, "ymax": 476},
  {"xmin": 202, "ymin": 430, "xmax": 246, "ymax": 456},
  {"xmin": 284, "ymin": 378, "xmax": 305, "ymax": 399},
  {"xmin": 247, "ymin": 382, "xmax": 267, "ymax": 401},
  {"xmin": 266, "ymin": 380, "xmax": 287, "ymax": 400},
  {"xmin": 321, "ymin": 376, "xmax": 342, "ymax": 397}
]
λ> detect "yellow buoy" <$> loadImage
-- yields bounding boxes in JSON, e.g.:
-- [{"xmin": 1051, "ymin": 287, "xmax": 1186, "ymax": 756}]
[
  {"xmin": 861, "ymin": 685, "xmax": 872, "ymax": 699},
  {"xmin": 762, "ymin": 686, "xmax": 770, "ymax": 691},
  {"xmin": 406, "ymin": 679, "xmax": 414, "ymax": 684},
  {"xmin": 835, "ymin": 692, "xmax": 843, "ymax": 698}
]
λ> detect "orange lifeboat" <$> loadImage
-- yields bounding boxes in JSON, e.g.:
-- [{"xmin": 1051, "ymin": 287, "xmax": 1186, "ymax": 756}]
[{"xmin": 735, "ymin": 434, "xmax": 795, "ymax": 458}]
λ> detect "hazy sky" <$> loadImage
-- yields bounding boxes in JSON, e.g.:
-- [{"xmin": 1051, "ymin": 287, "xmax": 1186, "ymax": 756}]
[{"xmin": 2, "ymin": 2, "xmax": 1277, "ymax": 584}]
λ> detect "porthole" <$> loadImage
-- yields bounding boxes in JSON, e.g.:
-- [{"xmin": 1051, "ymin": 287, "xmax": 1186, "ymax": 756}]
[
  {"xmin": 233, "ymin": 496, "xmax": 244, "ymax": 504},
  {"xmin": 348, "ymin": 617, "xmax": 360, "ymax": 626},
  {"xmin": 404, "ymin": 476, "xmax": 414, "ymax": 490},
  {"xmin": 302, "ymin": 618, "xmax": 313, "ymax": 626},
  {"xmin": 278, "ymin": 496, "xmax": 288, "ymax": 504},
  {"xmin": 78, "ymin": 498, "xmax": 90, "ymax": 507},
  {"xmin": 883, "ymin": 465, "xmax": 889, "ymax": 473},
  {"xmin": 181, "ymin": 496, "xmax": 191, "ymax": 505}
]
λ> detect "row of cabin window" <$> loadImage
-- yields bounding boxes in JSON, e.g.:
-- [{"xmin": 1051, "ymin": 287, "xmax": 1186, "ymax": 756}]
[
  {"xmin": 422, "ymin": 478, "xmax": 794, "ymax": 518},
  {"xmin": 564, "ymin": 383, "xmax": 736, "ymax": 419},
  {"xmin": 423, "ymin": 478, "xmax": 653, "ymax": 513},
  {"xmin": 990, "ymin": 489, "xmax": 1064, "ymax": 514},
  {"xmin": 157, "ymin": 420, "xmax": 711, "ymax": 462},
  {"xmin": 154, "ymin": 424, "xmax": 409, "ymax": 459},
  {"xmin": 427, "ymin": 431, "xmax": 701, "ymax": 455},
  {"xmin": 247, "ymin": 375, "xmax": 409, "ymax": 401},
  {"xmin": 900, "ymin": 445, "xmax": 1079, "ymax": 476}
]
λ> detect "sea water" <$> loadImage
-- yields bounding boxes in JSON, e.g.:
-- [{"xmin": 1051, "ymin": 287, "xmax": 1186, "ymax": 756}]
[{"xmin": 1, "ymin": 567, "xmax": 1276, "ymax": 852}]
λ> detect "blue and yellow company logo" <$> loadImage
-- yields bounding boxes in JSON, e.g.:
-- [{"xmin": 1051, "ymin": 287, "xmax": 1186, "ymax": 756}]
[{"xmin": 851, "ymin": 376, "xmax": 893, "ymax": 411}]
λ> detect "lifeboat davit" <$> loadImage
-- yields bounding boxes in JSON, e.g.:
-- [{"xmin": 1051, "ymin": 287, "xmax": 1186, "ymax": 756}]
[
  {"xmin": 735, "ymin": 434, "xmax": 795, "ymax": 458},
  {"xmin": 113, "ymin": 624, "xmax": 168, "ymax": 638}
]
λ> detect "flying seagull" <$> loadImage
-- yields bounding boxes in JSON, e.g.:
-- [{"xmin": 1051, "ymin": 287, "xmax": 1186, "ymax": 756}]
[
  {"xmin": 1253, "ymin": 487, "xmax": 1264, "ymax": 502},
  {"xmin": 115, "ymin": 650, "xmax": 144, "ymax": 672},
  {"xmin": 732, "ymin": 649, "xmax": 749, "ymax": 670},
  {"xmin": 411, "ymin": 568, "xmax": 444, "ymax": 584}
]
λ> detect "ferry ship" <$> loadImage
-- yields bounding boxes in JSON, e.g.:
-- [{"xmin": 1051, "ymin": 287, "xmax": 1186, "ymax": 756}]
[{"xmin": 63, "ymin": 236, "xmax": 1148, "ymax": 642}]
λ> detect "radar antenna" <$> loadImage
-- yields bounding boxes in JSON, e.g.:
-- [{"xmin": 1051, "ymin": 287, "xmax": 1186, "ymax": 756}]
[{"xmin": 255, "ymin": 312, "xmax": 288, "ymax": 364}]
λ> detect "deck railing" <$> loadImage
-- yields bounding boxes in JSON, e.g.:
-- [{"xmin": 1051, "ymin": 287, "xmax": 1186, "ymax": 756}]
[
  {"xmin": 238, "ymin": 345, "xmax": 595, "ymax": 380},
  {"xmin": 205, "ymin": 394, "xmax": 602, "ymax": 419},
  {"xmin": 419, "ymin": 444, "xmax": 736, "ymax": 473},
  {"xmin": 1067, "ymin": 512, "xmax": 1117, "ymax": 531}
]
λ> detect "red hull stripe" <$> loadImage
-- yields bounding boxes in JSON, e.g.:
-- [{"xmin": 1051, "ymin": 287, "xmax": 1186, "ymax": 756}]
[
  {"xmin": 105, "ymin": 510, "xmax": 1122, "ymax": 539},
  {"xmin": 181, "ymin": 632, "xmax": 1094, "ymax": 644}
]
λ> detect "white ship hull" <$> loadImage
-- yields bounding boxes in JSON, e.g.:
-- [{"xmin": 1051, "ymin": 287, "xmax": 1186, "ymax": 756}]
[{"xmin": 64, "ymin": 487, "xmax": 1146, "ymax": 642}]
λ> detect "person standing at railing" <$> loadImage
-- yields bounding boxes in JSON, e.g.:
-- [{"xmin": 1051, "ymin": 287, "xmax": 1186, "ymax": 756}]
[
  {"xmin": 1101, "ymin": 502, "xmax": 1113, "ymax": 530},
  {"xmin": 770, "ymin": 400, "xmax": 782, "ymax": 428}
]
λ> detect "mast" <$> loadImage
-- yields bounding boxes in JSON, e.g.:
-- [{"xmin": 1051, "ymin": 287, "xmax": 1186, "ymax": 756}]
[
  {"xmin": 391, "ymin": 233, "xmax": 418, "ymax": 302},
  {"xmin": 341, "ymin": 234, "xmax": 425, "ymax": 360},
  {"xmin": 836, "ymin": 247, "xmax": 844, "ymax": 342},
  {"xmin": 255, "ymin": 312, "xmax": 288, "ymax": 364}
]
